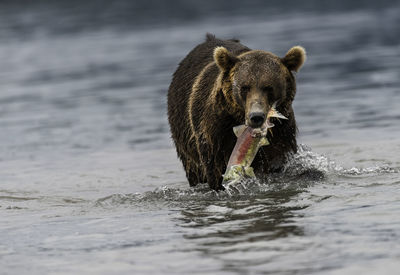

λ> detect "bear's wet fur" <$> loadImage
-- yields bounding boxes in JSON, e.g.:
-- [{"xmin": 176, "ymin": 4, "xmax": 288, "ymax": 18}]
[{"xmin": 168, "ymin": 34, "xmax": 306, "ymax": 190}]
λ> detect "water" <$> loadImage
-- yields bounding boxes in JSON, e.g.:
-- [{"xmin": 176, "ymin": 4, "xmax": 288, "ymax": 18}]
[{"xmin": 1, "ymin": 1, "xmax": 400, "ymax": 274}]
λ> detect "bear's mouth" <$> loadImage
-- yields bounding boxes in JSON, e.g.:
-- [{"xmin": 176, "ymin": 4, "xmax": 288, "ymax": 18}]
[
  {"xmin": 264, "ymin": 118, "xmax": 275, "ymax": 128},
  {"xmin": 245, "ymin": 117, "xmax": 274, "ymax": 130},
  {"xmin": 245, "ymin": 101, "xmax": 287, "ymax": 130}
]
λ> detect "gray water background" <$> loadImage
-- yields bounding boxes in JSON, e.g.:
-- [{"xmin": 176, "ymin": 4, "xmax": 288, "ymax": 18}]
[{"xmin": 1, "ymin": 1, "xmax": 400, "ymax": 274}]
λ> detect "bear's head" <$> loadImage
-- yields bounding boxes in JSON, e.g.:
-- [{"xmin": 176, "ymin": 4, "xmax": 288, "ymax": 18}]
[{"xmin": 213, "ymin": 46, "xmax": 306, "ymax": 128}]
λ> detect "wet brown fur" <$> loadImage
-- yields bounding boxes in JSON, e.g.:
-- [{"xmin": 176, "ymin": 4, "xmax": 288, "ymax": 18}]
[{"xmin": 167, "ymin": 34, "xmax": 305, "ymax": 190}]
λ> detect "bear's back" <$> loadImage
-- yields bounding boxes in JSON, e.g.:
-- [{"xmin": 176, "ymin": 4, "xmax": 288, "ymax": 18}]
[{"xmin": 174, "ymin": 34, "xmax": 250, "ymax": 81}]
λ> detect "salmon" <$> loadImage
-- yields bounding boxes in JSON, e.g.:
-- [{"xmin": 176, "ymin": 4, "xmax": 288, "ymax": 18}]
[{"xmin": 222, "ymin": 102, "xmax": 287, "ymax": 188}]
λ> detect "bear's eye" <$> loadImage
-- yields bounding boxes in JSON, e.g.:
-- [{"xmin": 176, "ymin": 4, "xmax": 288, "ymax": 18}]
[
  {"xmin": 240, "ymin": 86, "xmax": 250, "ymax": 100},
  {"xmin": 241, "ymin": 86, "xmax": 250, "ymax": 92},
  {"xmin": 262, "ymin": 86, "xmax": 275, "ymax": 101},
  {"xmin": 261, "ymin": 86, "xmax": 273, "ymax": 93}
]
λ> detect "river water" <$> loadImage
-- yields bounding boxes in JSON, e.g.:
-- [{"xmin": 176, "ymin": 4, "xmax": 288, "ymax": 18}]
[{"xmin": 1, "ymin": 1, "xmax": 400, "ymax": 274}]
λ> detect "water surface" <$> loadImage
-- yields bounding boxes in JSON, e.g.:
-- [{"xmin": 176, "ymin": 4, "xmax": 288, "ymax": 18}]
[{"xmin": 1, "ymin": 1, "xmax": 400, "ymax": 274}]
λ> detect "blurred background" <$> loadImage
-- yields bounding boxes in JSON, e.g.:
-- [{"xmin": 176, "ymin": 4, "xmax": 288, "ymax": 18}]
[
  {"xmin": 1, "ymin": 0, "xmax": 399, "ymax": 164},
  {"xmin": 1, "ymin": 1, "xmax": 400, "ymax": 274}
]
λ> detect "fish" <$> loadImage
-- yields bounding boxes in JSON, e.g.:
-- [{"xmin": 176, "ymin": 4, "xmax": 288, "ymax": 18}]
[{"xmin": 222, "ymin": 102, "xmax": 288, "ymax": 189}]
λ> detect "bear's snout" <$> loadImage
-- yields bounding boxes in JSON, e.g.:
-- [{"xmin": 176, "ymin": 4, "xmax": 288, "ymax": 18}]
[
  {"xmin": 247, "ymin": 100, "xmax": 267, "ymax": 128},
  {"xmin": 249, "ymin": 112, "xmax": 266, "ymax": 128}
]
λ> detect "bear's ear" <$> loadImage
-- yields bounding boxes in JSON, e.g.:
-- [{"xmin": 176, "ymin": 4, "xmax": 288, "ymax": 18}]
[
  {"xmin": 214, "ymin": 46, "xmax": 239, "ymax": 72},
  {"xmin": 281, "ymin": 46, "xmax": 306, "ymax": 72}
]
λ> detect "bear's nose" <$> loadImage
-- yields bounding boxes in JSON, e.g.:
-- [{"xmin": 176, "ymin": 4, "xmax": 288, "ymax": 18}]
[{"xmin": 249, "ymin": 112, "xmax": 266, "ymax": 128}]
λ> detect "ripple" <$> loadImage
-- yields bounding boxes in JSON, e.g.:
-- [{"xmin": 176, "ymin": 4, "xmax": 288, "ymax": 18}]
[
  {"xmin": 0, "ymin": 195, "xmax": 38, "ymax": 202},
  {"xmin": 94, "ymin": 144, "xmax": 399, "ymax": 208}
]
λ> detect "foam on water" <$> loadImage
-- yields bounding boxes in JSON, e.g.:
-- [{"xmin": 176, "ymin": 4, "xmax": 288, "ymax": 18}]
[{"xmin": 94, "ymin": 144, "xmax": 398, "ymax": 207}]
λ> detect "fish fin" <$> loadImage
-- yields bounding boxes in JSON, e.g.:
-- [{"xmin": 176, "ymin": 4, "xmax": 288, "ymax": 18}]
[
  {"xmin": 244, "ymin": 167, "xmax": 255, "ymax": 178},
  {"xmin": 268, "ymin": 128, "xmax": 273, "ymax": 137},
  {"xmin": 259, "ymin": 137, "xmax": 270, "ymax": 146},
  {"xmin": 233, "ymin": 125, "xmax": 247, "ymax": 137},
  {"xmin": 269, "ymin": 101, "xmax": 288, "ymax": 120}
]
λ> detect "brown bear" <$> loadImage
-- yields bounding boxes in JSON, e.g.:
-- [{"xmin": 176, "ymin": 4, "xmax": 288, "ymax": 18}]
[{"xmin": 167, "ymin": 34, "xmax": 306, "ymax": 190}]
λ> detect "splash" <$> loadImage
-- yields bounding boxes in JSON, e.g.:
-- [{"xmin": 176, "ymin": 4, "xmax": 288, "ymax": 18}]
[
  {"xmin": 283, "ymin": 144, "xmax": 398, "ymax": 176},
  {"xmin": 282, "ymin": 144, "xmax": 335, "ymax": 177},
  {"xmin": 334, "ymin": 164, "xmax": 398, "ymax": 175},
  {"xmin": 95, "ymin": 144, "xmax": 398, "ymax": 205}
]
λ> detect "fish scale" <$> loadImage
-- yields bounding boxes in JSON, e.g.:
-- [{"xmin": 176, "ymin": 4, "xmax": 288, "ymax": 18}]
[{"xmin": 222, "ymin": 102, "xmax": 287, "ymax": 188}]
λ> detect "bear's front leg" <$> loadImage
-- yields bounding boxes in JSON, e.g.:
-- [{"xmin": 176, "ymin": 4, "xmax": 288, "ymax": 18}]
[
  {"xmin": 197, "ymin": 136, "xmax": 224, "ymax": 191},
  {"xmin": 204, "ymin": 157, "xmax": 224, "ymax": 191}
]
